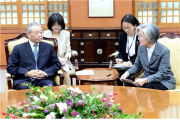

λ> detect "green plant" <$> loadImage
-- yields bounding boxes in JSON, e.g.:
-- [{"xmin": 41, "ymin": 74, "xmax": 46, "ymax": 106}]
[{"xmin": 2, "ymin": 83, "xmax": 143, "ymax": 119}]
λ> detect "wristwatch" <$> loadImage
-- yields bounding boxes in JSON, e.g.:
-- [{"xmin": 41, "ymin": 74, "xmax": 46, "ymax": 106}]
[{"xmin": 45, "ymin": 72, "xmax": 48, "ymax": 77}]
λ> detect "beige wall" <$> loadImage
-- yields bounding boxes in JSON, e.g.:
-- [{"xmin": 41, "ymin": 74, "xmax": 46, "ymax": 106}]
[{"xmin": 70, "ymin": 0, "xmax": 133, "ymax": 27}]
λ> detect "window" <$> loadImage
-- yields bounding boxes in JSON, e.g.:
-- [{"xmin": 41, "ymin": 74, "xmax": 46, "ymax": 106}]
[
  {"xmin": 134, "ymin": 0, "xmax": 180, "ymax": 28},
  {"xmin": 0, "ymin": 0, "xmax": 70, "ymax": 29},
  {"xmin": 47, "ymin": 0, "xmax": 69, "ymax": 26},
  {"xmin": 137, "ymin": 1, "xmax": 158, "ymax": 24},
  {"xmin": 0, "ymin": 0, "xmax": 19, "ymax": 28}
]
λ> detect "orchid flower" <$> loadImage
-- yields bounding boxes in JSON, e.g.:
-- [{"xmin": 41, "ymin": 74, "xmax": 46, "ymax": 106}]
[
  {"xmin": 33, "ymin": 96, "xmax": 40, "ymax": 101},
  {"xmin": 45, "ymin": 112, "xmax": 56, "ymax": 119},
  {"xmin": 40, "ymin": 94, "xmax": 48, "ymax": 101},
  {"xmin": 56, "ymin": 103, "xmax": 67, "ymax": 114}
]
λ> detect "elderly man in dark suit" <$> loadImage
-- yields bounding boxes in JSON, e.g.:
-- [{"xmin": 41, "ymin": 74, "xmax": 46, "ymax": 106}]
[
  {"xmin": 120, "ymin": 23, "xmax": 176, "ymax": 90},
  {"xmin": 7, "ymin": 22, "xmax": 61, "ymax": 90}
]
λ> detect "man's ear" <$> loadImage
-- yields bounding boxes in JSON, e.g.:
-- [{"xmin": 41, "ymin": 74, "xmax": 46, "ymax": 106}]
[{"xmin": 26, "ymin": 33, "xmax": 30, "ymax": 38}]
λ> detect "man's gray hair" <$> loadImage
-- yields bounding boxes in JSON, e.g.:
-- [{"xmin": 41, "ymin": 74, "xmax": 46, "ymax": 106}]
[
  {"xmin": 136, "ymin": 23, "xmax": 160, "ymax": 43},
  {"xmin": 26, "ymin": 22, "xmax": 42, "ymax": 33}
]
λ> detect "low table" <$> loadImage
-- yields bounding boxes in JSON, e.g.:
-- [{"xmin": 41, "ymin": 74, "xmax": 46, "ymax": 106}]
[
  {"xmin": 1, "ymin": 85, "xmax": 180, "ymax": 119},
  {"xmin": 77, "ymin": 68, "xmax": 119, "ymax": 85},
  {"xmin": 112, "ymin": 65, "xmax": 132, "ymax": 70}
]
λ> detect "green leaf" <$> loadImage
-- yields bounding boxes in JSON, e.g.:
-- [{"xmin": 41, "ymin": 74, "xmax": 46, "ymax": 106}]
[
  {"xmin": 93, "ymin": 86, "xmax": 97, "ymax": 90},
  {"xmin": 3, "ymin": 86, "xmax": 142, "ymax": 119},
  {"xmin": 6, "ymin": 108, "xmax": 12, "ymax": 114}
]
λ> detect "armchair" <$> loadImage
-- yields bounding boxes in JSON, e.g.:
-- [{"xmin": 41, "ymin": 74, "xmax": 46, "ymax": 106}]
[
  {"xmin": 5, "ymin": 33, "xmax": 60, "ymax": 91},
  {"xmin": 158, "ymin": 32, "xmax": 180, "ymax": 92}
]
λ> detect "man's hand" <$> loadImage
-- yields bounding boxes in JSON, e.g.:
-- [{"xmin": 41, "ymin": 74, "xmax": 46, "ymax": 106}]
[
  {"xmin": 32, "ymin": 70, "xmax": 46, "ymax": 79},
  {"xmin": 25, "ymin": 70, "xmax": 37, "ymax": 78},
  {"xmin": 133, "ymin": 78, "xmax": 148, "ymax": 86},
  {"xmin": 115, "ymin": 58, "xmax": 123, "ymax": 64},
  {"xmin": 25, "ymin": 70, "xmax": 46, "ymax": 79}
]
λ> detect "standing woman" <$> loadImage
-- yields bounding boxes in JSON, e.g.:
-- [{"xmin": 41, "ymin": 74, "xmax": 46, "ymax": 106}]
[
  {"xmin": 43, "ymin": 13, "xmax": 73, "ymax": 86},
  {"xmin": 116, "ymin": 14, "xmax": 140, "ymax": 86}
]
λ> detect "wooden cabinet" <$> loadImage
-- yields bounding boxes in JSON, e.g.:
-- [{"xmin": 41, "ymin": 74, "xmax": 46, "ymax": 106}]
[{"xmin": 69, "ymin": 27, "xmax": 123, "ymax": 70}]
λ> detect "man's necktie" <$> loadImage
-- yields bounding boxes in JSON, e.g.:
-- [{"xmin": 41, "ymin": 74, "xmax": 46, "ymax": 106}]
[
  {"xmin": 31, "ymin": 44, "xmax": 38, "ymax": 81},
  {"xmin": 33, "ymin": 44, "xmax": 38, "ymax": 70}
]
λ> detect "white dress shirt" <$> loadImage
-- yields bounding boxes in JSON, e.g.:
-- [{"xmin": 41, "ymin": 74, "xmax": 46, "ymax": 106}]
[
  {"xmin": 126, "ymin": 34, "xmax": 136, "ymax": 57},
  {"xmin": 28, "ymin": 40, "xmax": 48, "ymax": 76},
  {"xmin": 147, "ymin": 43, "xmax": 156, "ymax": 62},
  {"xmin": 29, "ymin": 40, "xmax": 39, "ymax": 52}
]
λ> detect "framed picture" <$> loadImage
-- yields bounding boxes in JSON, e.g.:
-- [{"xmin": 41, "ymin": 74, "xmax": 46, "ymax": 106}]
[{"xmin": 88, "ymin": 0, "xmax": 114, "ymax": 18}]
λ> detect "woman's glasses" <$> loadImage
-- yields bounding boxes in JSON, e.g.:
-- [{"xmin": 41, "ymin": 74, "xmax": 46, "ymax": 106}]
[{"xmin": 122, "ymin": 27, "xmax": 131, "ymax": 31}]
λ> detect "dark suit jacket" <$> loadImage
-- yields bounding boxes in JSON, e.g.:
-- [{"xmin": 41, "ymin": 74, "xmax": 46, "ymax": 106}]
[
  {"xmin": 7, "ymin": 41, "xmax": 61, "ymax": 88},
  {"xmin": 119, "ymin": 31, "xmax": 139, "ymax": 64}
]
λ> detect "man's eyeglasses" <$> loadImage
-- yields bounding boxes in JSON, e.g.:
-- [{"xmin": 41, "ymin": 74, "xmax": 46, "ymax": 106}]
[{"xmin": 32, "ymin": 31, "xmax": 44, "ymax": 35}]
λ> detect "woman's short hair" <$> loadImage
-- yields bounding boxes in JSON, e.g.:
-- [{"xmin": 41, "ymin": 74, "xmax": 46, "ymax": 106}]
[
  {"xmin": 136, "ymin": 23, "xmax": 160, "ymax": 43},
  {"xmin": 26, "ymin": 22, "xmax": 42, "ymax": 33},
  {"xmin": 47, "ymin": 13, "xmax": 65, "ymax": 31},
  {"xmin": 121, "ymin": 14, "xmax": 140, "ymax": 27}
]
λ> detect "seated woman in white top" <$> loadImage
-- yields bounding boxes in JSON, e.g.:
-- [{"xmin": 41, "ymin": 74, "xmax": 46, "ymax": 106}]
[{"xmin": 43, "ymin": 13, "xmax": 73, "ymax": 86}]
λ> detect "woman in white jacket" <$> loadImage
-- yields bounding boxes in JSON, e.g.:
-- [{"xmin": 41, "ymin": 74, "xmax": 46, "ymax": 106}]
[{"xmin": 43, "ymin": 13, "xmax": 73, "ymax": 85}]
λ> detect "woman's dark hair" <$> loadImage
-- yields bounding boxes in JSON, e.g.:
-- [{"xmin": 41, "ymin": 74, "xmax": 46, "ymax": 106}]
[
  {"xmin": 47, "ymin": 13, "xmax": 65, "ymax": 31},
  {"xmin": 121, "ymin": 14, "xmax": 140, "ymax": 27}
]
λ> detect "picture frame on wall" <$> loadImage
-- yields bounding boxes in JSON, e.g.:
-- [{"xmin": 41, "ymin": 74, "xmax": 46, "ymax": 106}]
[{"xmin": 88, "ymin": 0, "xmax": 114, "ymax": 18}]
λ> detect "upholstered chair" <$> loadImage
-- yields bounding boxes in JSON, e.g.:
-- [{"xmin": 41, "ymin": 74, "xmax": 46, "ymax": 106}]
[
  {"xmin": 5, "ymin": 33, "xmax": 60, "ymax": 91},
  {"xmin": 158, "ymin": 33, "xmax": 180, "ymax": 92}
]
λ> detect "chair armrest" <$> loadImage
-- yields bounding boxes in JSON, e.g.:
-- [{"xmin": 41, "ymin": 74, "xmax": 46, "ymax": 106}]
[
  {"xmin": 6, "ymin": 73, "xmax": 13, "ymax": 90},
  {"xmin": 71, "ymin": 50, "xmax": 78, "ymax": 57},
  {"xmin": 166, "ymin": 89, "xmax": 180, "ymax": 92},
  {"xmin": 108, "ymin": 52, "xmax": 119, "ymax": 69},
  {"xmin": 57, "ymin": 70, "xmax": 63, "ymax": 74},
  {"xmin": 71, "ymin": 50, "xmax": 79, "ymax": 72},
  {"xmin": 54, "ymin": 74, "xmax": 60, "ymax": 85},
  {"xmin": 108, "ymin": 52, "xmax": 119, "ymax": 58}
]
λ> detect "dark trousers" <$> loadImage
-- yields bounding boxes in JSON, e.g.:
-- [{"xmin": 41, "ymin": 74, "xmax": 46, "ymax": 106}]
[
  {"xmin": 125, "ymin": 82, "xmax": 168, "ymax": 90},
  {"xmin": 14, "ymin": 79, "xmax": 58, "ymax": 90}
]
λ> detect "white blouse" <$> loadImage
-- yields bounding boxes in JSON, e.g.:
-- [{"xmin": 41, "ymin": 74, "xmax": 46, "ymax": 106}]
[{"xmin": 126, "ymin": 34, "xmax": 137, "ymax": 57}]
